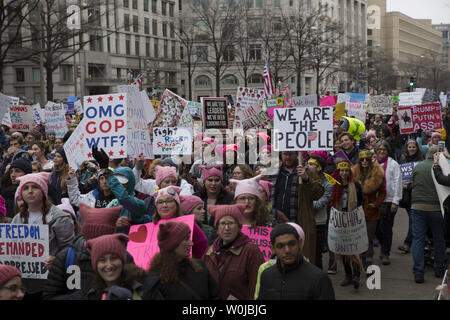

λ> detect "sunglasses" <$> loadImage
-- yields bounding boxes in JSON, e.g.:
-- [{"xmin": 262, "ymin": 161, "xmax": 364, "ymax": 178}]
[{"xmin": 360, "ymin": 157, "xmax": 371, "ymax": 162}]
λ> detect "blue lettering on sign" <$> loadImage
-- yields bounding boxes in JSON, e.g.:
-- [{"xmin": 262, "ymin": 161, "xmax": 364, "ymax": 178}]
[
  {"xmin": 85, "ymin": 104, "xmax": 124, "ymax": 119},
  {"xmin": 0, "ymin": 225, "xmax": 41, "ymax": 239}
]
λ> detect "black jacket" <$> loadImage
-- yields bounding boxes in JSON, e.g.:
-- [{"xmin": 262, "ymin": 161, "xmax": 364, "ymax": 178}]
[
  {"xmin": 142, "ymin": 259, "xmax": 220, "ymax": 300},
  {"xmin": 258, "ymin": 255, "xmax": 335, "ymax": 300},
  {"xmin": 194, "ymin": 188, "xmax": 234, "ymax": 225}
]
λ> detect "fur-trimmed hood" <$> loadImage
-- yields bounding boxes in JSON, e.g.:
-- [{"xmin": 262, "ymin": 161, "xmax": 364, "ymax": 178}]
[{"xmin": 352, "ymin": 162, "xmax": 385, "ymax": 195}]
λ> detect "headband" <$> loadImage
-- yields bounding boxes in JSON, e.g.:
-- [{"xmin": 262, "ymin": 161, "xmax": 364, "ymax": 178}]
[
  {"xmin": 337, "ymin": 162, "xmax": 351, "ymax": 169},
  {"xmin": 406, "ymin": 139, "xmax": 416, "ymax": 145},
  {"xmin": 359, "ymin": 150, "xmax": 372, "ymax": 159},
  {"xmin": 307, "ymin": 158, "xmax": 321, "ymax": 169}
]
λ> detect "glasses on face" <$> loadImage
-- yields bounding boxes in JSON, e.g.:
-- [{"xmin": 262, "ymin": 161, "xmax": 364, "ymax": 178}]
[
  {"xmin": 0, "ymin": 285, "xmax": 24, "ymax": 294},
  {"xmin": 360, "ymin": 157, "xmax": 371, "ymax": 162},
  {"xmin": 156, "ymin": 199, "xmax": 175, "ymax": 206},
  {"xmin": 218, "ymin": 221, "xmax": 236, "ymax": 228},
  {"xmin": 236, "ymin": 196, "xmax": 257, "ymax": 203},
  {"xmin": 377, "ymin": 148, "xmax": 387, "ymax": 152}
]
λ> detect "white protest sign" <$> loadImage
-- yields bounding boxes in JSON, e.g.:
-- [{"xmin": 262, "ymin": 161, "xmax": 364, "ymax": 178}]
[
  {"xmin": 345, "ymin": 102, "xmax": 367, "ymax": 122},
  {"xmin": 337, "ymin": 93, "xmax": 351, "ymax": 104},
  {"xmin": 291, "ymin": 94, "xmax": 317, "ymax": 108},
  {"xmin": 83, "ymin": 93, "xmax": 127, "ymax": 159},
  {"xmin": 273, "ymin": 107, "xmax": 333, "ymax": 151},
  {"xmin": 178, "ymin": 105, "xmax": 194, "ymax": 128},
  {"xmin": 63, "ymin": 117, "xmax": 91, "ymax": 169},
  {"xmin": 367, "ymin": 95, "xmax": 393, "ymax": 115},
  {"xmin": 187, "ymin": 101, "xmax": 202, "ymax": 118},
  {"xmin": 10, "ymin": 104, "xmax": 34, "ymax": 132},
  {"xmin": 328, "ymin": 206, "xmax": 368, "ymax": 255},
  {"xmin": 2, "ymin": 111, "xmax": 11, "ymax": 127},
  {"xmin": 236, "ymin": 103, "xmax": 269, "ymax": 130},
  {"xmin": 45, "ymin": 102, "xmax": 68, "ymax": 138},
  {"xmin": 139, "ymin": 90, "xmax": 156, "ymax": 125},
  {"xmin": 398, "ymin": 92, "xmax": 423, "ymax": 106},
  {"xmin": 152, "ymin": 127, "xmax": 193, "ymax": 155},
  {"xmin": 0, "ymin": 224, "xmax": 49, "ymax": 279},
  {"xmin": 432, "ymin": 153, "xmax": 450, "ymax": 217},
  {"xmin": 235, "ymin": 87, "xmax": 265, "ymax": 127},
  {"xmin": 74, "ymin": 99, "xmax": 83, "ymax": 114},
  {"xmin": 33, "ymin": 103, "xmax": 45, "ymax": 125},
  {"xmin": 440, "ymin": 94, "xmax": 447, "ymax": 108},
  {"xmin": 0, "ymin": 93, "xmax": 11, "ymax": 122}
]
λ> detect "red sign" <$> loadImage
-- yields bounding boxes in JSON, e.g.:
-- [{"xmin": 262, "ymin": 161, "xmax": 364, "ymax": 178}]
[{"xmin": 398, "ymin": 103, "xmax": 442, "ymax": 134}]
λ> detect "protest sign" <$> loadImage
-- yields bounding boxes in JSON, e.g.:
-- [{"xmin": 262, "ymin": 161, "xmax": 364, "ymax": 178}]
[
  {"xmin": 63, "ymin": 117, "xmax": 91, "ymax": 169},
  {"xmin": 150, "ymin": 100, "xmax": 160, "ymax": 112},
  {"xmin": 32, "ymin": 103, "xmax": 45, "ymax": 125},
  {"xmin": 45, "ymin": 102, "xmax": 68, "ymax": 138},
  {"xmin": 398, "ymin": 92, "xmax": 423, "ymax": 106},
  {"xmin": 153, "ymin": 89, "xmax": 187, "ymax": 127},
  {"xmin": 74, "ymin": 100, "xmax": 83, "ymax": 114},
  {"xmin": 0, "ymin": 93, "xmax": 11, "ymax": 122},
  {"xmin": 291, "ymin": 94, "xmax": 317, "ymax": 108},
  {"xmin": 273, "ymin": 107, "xmax": 333, "ymax": 151},
  {"xmin": 337, "ymin": 93, "xmax": 351, "ymax": 104},
  {"xmin": 400, "ymin": 162, "xmax": 419, "ymax": 184},
  {"xmin": 153, "ymin": 127, "xmax": 193, "ymax": 155},
  {"xmin": 10, "ymin": 104, "xmax": 34, "ymax": 132},
  {"xmin": 345, "ymin": 102, "xmax": 367, "ymax": 122},
  {"xmin": 334, "ymin": 102, "xmax": 346, "ymax": 120},
  {"xmin": 346, "ymin": 92, "xmax": 366, "ymax": 102},
  {"xmin": 83, "ymin": 93, "xmax": 127, "ymax": 159},
  {"xmin": 264, "ymin": 98, "xmax": 285, "ymax": 126},
  {"xmin": 139, "ymin": 90, "xmax": 156, "ymax": 125},
  {"xmin": 242, "ymin": 226, "xmax": 272, "ymax": 261},
  {"xmin": 0, "ymin": 224, "xmax": 49, "ymax": 279},
  {"xmin": 187, "ymin": 101, "xmax": 202, "ymax": 118},
  {"xmin": 328, "ymin": 206, "xmax": 368, "ymax": 255},
  {"xmin": 2, "ymin": 111, "xmax": 11, "ymax": 127},
  {"xmin": 319, "ymin": 95, "xmax": 335, "ymax": 107},
  {"xmin": 422, "ymin": 89, "xmax": 439, "ymax": 104},
  {"xmin": 440, "ymin": 94, "xmax": 447, "ymax": 108},
  {"xmin": 398, "ymin": 103, "xmax": 442, "ymax": 134},
  {"xmin": 178, "ymin": 105, "xmax": 194, "ymax": 128},
  {"xmin": 235, "ymin": 87, "xmax": 265, "ymax": 127},
  {"xmin": 366, "ymin": 95, "xmax": 393, "ymax": 115},
  {"xmin": 126, "ymin": 215, "xmax": 195, "ymax": 271},
  {"xmin": 432, "ymin": 153, "xmax": 450, "ymax": 217},
  {"xmin": 202, "ymin": 97, "xmax": 229, "ymax": 129},
  {"xmin": 236, "ymin": 104, "xmax": 269, "ymax": 130}
]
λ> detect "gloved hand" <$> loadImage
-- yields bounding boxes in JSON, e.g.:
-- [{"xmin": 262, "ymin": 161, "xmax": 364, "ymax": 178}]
[{"xmin": 92, "ymin": 145, "xmax": 109, "ymax": 169}]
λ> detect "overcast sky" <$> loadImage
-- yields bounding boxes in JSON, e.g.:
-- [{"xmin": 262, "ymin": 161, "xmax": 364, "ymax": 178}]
[{"xmin": 386, "ymin": 0, "xmax": 450, "ymax": 24}]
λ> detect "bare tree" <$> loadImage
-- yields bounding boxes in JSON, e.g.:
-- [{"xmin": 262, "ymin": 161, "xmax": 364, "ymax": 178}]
[{"xmin": 177, "ymin": 16, "xmax": 198, "ymax": 100}]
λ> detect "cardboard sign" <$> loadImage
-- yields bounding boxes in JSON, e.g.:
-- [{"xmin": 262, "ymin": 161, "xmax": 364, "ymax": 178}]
[
  {"xmin": 400, "ymin": 162, "xmax": 419, "ymax": 184},
  {"xmin": 291, "ymin": 95, "xmax": 317, "ymax": 108},
  {"xmin": 398, "ymin": 92, "xmax": 423, "ymax": 106},
  {"xmin": 319, "ymin": 95, "xmax": 335, "ymax": 107},
  {"xmin": 273, "ymin": 107, "xmax": 333, "ymax": 151},
  {"xmin": 45, "ymin": 102, "xmax": 68, "ymax": 138},
  {"xmin": 152, "ymin": 127, "xmax": 193, "ymax": 155},
  {"xmin": 126, "ymin": 215, "xmax": 195, "ymax": 271},
  {"xmin": 10, "ymin": 104, "xmax": 34, "ymax": 132},
  {"xmin": 154, "ymin": 89, "xmax": 187, "ymax": 127},
  {"xmin": 63, "ymin": 117, "xmax": 91, "ymax": 169},
  {"xmin": 202, "ymin": 97, "xmax": 229, "ymax": 129},
  {"xmin": 0, "ymin": 224, "xmax": 49, "ymax": 279},
  {"xmin": 242, "ymin": 226, "xmax": 272, "ymax": 261},
  {"xmin": 432, "ymin": 153, "xmax": 450, "ymax": 217},
  {"xmin": 367, "ymin": 95, "xmax": 393, "ymax": 115},
  {"xmin": 346, "ymin": 102, "xmax": 367, "ymax": 122},
  {"xmin": 236, "ymin": 104, "xmax": 269, "ymax": 130},
  {"xmin": 398, "ymin": 103, "xmax": 442, "ymax": 134},
  {"xmin": 328, "ymin": 206, "xmax": 368, "ymax": 255},
  {"xmin": 83, "ymin": 93, "xmax": 127, "ymax": 159}
]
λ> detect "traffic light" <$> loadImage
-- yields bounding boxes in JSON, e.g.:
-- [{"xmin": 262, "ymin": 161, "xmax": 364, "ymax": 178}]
[{"xmin": 409, "ymin": 76, "xmax": 416, "ymax": 87}]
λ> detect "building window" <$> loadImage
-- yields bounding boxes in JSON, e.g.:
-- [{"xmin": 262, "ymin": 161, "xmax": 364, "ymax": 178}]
[
  {"xmin": 162, "ymin": 22, "xmax": 167, "ymax": 37},
  {"xmin": 152, "ymin": 19, "xmax": 158, "ymax": 35},
  {"xmin": 172, "ymin": 45, "xmax": 176, "ymax": 59},
  {"xmin": 32, "ymin": 68, "xmax": 40, "ymax": 83},
  {"xmin": 180, "ymin": 46, "xmax": 184, "ymax": 59},
  {"xmin": 124, "ymin": 14, "xmax": 130, "ymax": 31},
  {"xmin": 274, "ymin": 0, "xmax": 280, "ymax": 8},
  {"xmin": 196, "ymin": 46, "xmax": 208, "ymax": 62},
  {"xmin": 107, "ymin": 37, "xmax": 111, "ymax": 52},
  {"xmin": 195, "ymin": 75, "xmax": 212, "ymax": 86},
  {"xmin": 144, "ymin": 18, "xmax": 150, "ymax": 34},
  {"xmin": 162, "ymin": 1, "xmax": 167, "ymax": 15},
  {"xmin": 33, "ymin": 92, "xmax": 41, "ymax": 104},
  {"xmin": 132, "ymin": 0, "xmax": 138, "ymax": 9},
  {"xmin": 135, "ymin": 41, "xmax": 140, "ymax": 56},
  {"xmin": 169, "ymin": 2, "xmax": 174, "ymax": 16},
  {"xmin": 246, "ymin": 0, "xmax": 253, "ymax": 8},
  {"xmin": 220, "ymin": 74, "xmax": 238, "ymax": 85},
  {"xmin": 117, "ymin": 68, "xmax": 121, "ymax": 79},
  {"xmin": 61, "ymin": 65, "xmax": 73, "ymax": 82},
  {"xmin": 152, "ymin": 0, "xmax": 157, "ymax": 13},
  {"xmin": 89, "ymin": 35, "xmax": 103, "ymax": 52},
  {"xmin": 223, "ymin": 46, "xmax": 235, "ymax": 62},
  {"xmin": 126, "ymin": 39, "xmax": 131, "ymax": 55},
  {"xmin": 164, "ymin": 40, "xmax": 168, "ymax": 58},
  {"xmin": 170, "ymin": 22, "xmax": 175, "ymax": 38},
  {"xmin": 124, "ymin": 0, "xmax": 129, "ymax": 7},
  {"xmin": 133, "ymin": 15, "xmax": 139, "ymax": 32},
  {"xmin": 272, "ymin": 17, "xmax": 282, "ymax": 32},
  {"xmin": 367, "ymin": 29, "xmax": 372, "ymax": 36},
  {"xmin": 88, "ymin": 64, "xmax": 105, "ymax": 79},
  {"xmin": 248, "ymin": 74, "xmax": 263, "ymax": 84},
  {"xmin": 144, "ymin": 0, "xmax": 149, "ymax": 11},
  {"xmin": 367, "ymin": 40, "xmax": 372, "ymax": 47},
  {"xmin": 154, "ymin": 40, "xmax": 159, "ymax": 57},
  {"xmin": 249, "ymin": 44, "xmax": 261, "ymax": 61},
  {"xmin": 248, "ymin": 19, "xmax": 262, "ymax": 37},
  {"xmin": 255, "ymin": 0, "xmax": 262, "ymax": 8},
  {"xmin": 289, "ymin": 0, "xmax": 293, "ymax": 6},
  {"xmin": 146, "ymin": 41, "xmax": 150, "ymax": 56}
]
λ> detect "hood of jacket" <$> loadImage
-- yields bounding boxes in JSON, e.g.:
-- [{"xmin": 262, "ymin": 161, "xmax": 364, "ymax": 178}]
[
  {"xmin": 114, "ymin": 166, "xmax": 136, "ymax": 196},
  {"xmin": 211, "ymin": 231, "xmax": 250, "ymax": 254},
  {"xmin": 45, "ymin": 204, "xmax": 72, "ymax": 225}
]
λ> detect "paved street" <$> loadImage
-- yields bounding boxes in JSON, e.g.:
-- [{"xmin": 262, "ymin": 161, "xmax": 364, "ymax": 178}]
[{"xmin": 326, "ymin": 208, "xmax": 443, "ymax": 300}]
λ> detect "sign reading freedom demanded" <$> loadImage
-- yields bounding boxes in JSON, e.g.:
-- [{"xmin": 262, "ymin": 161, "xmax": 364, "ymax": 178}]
[{"xmin": 273, "ymin": 107, "xmax": 333, "ymax": 151}]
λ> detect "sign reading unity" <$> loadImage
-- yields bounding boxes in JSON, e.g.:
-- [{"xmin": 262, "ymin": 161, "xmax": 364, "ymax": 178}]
[
  {"xmin": 0, "ymin": 224, "xmax": 49, "ymax": 279},
  {"xmin": 242, "ymin": 226, "xmax": 272, "ymax": 261},
  {"xmin": 152, "ymin": 127, "xmax": 193, "ymax": 155},
  {"xmin": 273, "ymin": 107, "xmax": 333, "ymax": 151},
  {"xmin": 45, "ymin": 102, "xmax": 68, "ymax": 138},
  {"xmin": 83, "ymin": 93, "xmax": 127, "ymax": 159},
  {"xmin": 400, "ymin": 162, "xmax": 419, "ymax": 184},
  {"xmin": 126, "ymin": 215, "xmax": 195, "ymax": 271},
  {"xmin": 328, "ymin": 206, "xmax": 368, "ymax": 255},
  {"xmin": 398, "ymin": 103, "xmax": 442, "ymax": 134},
  {"xmin": 202, "ymin": 97, "xmax": 229, "ymax": 129}
]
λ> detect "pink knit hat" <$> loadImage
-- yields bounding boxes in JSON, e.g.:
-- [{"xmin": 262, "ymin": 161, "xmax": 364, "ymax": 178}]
[
  {"xmin": 158, "ymin": 221, "xmax": 191, "ymax": 253},
  {"xmin": 0, "ymin": 265, "xmax": 21, "ymax": 287},
  {"xmin": 310, "ymin": 150, "xmax": 329, "ymax": 161},
  {"xmin": 202, "ymin": 137, "xmax": 217, "ymax": 145},
  {"xmin": 209, "ymin": 203, "xmax": 247, "ymax": 229},
  {"xmin": 57, "ymin": 198, "xmax": 76, "ymax": 220},
  {"xmin": 256, "ymin": 132, "xmax": 270, "ymax": 143},
  {"xmin": 287, "ymin": 222, "xmax": 305, "ymax": 249},
  {"xmin": 260, "ymin": 145, "xmax": 272, "ymax": 153},
  {"xmin": 155, "ymin": 165, "xmax": 178, "ymax": 187},
  {"xmin": 229, "ymin": 175, "xmax": 262, "ymax": 199},
  {"xmin": 154, "ymin": 186, "xmax": 182, "ymax": 206},
  {"xmin": 199, "ymin": 163, "xmax": 223, "ymax": 181},
  {"xmin": 79, "ymin": 203, "xmax": 122, "ymax": 240},
  {"xmin": 85, "ymin": 233, "xmax": 129, "ymax": 271},
  {"xmin": 366, "ymin": 130, "xmax": 377, "ymax": 139},
  {"xmin": 0, "ymin": 195, "xmax": 6, "ymax": 217},
  {"xmin": 179, "ymin": 195, "xmax": 203, "ymax": 214},
  {"xmin": 16, "ymin": 172, "xmax": 51, "ymax": 199},
  {"xmin": 432, "ymin": 132, "xmax": 442, "ymax": 139},
  {"xmin": 258, "ymin": 180, "xmax": 274, "ymax": 200}
]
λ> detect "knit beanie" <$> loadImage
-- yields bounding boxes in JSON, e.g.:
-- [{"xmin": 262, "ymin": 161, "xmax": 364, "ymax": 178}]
[
  {"xmin": 256, "ymin": 132, "xmax": 270, "ymax": 143},
  {"xmin": 10, "ymin": 158, "xmax": 32, "ymax": 174},
  {"xmin": 179, "ymin": 195, "xmax": 203, "ymax": 214},
  {"xmin": 0, "ymin": 195, "xmax": 6, "ymax": 217},
  {"xmin": 258, "ymin": 180, "xmax": 274, "ymax": 200},
  {"xmin": 157, "ymin": 221, "xmax": 191, "ymax": 253},
  {"xmin": 260, "ymin": 145, "xmax": 272, "ymax": 153},
  {"xmin": 79, "ymin": 203, "xmax": 122, "ymax": 240},
  {"xmin": 0, "ymin": 265, "xmax": 21, "ymax": 287},
  {"xmin": 57, "ymin": 198, "xmax": 76, "ymax": 220},
  {"xmin": 209, "ymin": 203, "xmax": 247, "ymax": 229},
  {"xmin": 56, "ymin": 147, "xmax": 68, "ymax": 164},
  {"xmin": 85, "ymin": 233, "xmax": 129, "ymax": 271},
  {"xmin": 154, "ymin": 186, "xmax": 182, "ymax": 206},
  {"xmin": 155, "ymin": 165, "xmax": 178, "ymax": 187},
  {"xmin": 432, "ymin": 132, "xmax": 442, "ymax": 139},
  {"xmin": 16, "ymin": 172, "xmax": 51, "ymax": 199},
  {"xmin": 161, "ymin": 157, "xmax": 179, "ymax": 171},
  {"xmin": 229, "ymin": 174, "xmax": 262, "ymax": 199},
  {"xmin": 310, "ymin": 150, "xmax": 329, "ymax": 161},
  {"xmin": 199, "ymin": 163, "xmax": 223, "ymax": 181}
]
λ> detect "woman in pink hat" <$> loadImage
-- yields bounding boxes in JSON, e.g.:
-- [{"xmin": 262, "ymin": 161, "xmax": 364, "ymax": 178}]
[
  {"xmin": 0, "ymin": 265, "xmax": 24, "ymax": 300},
  {"xmin": 225, "ymin": 164, "xmax": 253, "ymax": 193},
  {"xmin": 180, "ymin": 195, "xmax": 217, "ymax": 245}
]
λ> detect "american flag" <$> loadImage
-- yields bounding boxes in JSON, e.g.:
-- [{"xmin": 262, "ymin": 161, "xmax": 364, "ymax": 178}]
[
  {"xmin": 307, "ymin": 132, "xmax": 318, "ymax": 141},
  {"xmin": 132, "ymin": 74, "xmax": 143, "ymax": 87},
  {"xmin": 263, "ymin": 57, "xmax": 274, "ymax": 99}
]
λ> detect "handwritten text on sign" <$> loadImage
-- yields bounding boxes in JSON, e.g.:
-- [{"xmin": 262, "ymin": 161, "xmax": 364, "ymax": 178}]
[
  {"xmin": 45, "ymin": 102, "xmax": 68, "ymax": 138},
  {"xmin": 398, "ymin": 103, "xmax": 442, "ymax": 134},
  {"xmin": 153, "ymin": 127, "xmax": 193, "ymax": 155},
  {"xmin": 328, "ymin": 206, "xmax": 368, "ymax": 255},
  {"xmin": 0, "ymin": 224, "xmax": 49, "ymax": 279},
  {"xmin": 10, "ymin": 105, "xmax": 34, "ymax": 132},
  {"xmin": 63, "ymin": 117, "xmax": 91, "ymax": 169},
  {"xmin": 242, "ymin": 226, "xmax": 272, "ymax": 261},
  {"xmin": 83, "ymin": 93, "xmax": 127, "ymax": 159},
  {"xmin": 274, "ymin": 107, "xmax": 333, "ymax": 151}
]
